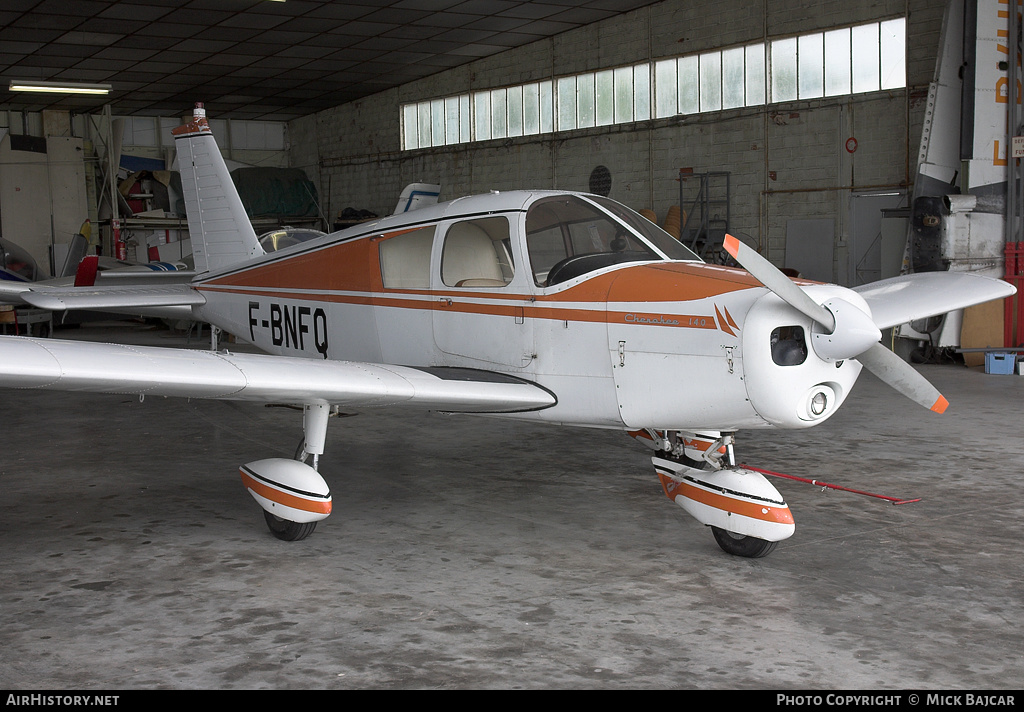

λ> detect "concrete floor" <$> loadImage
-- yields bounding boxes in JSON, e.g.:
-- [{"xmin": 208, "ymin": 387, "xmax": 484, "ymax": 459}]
[{"xmin": 1, "ymin": 321, "xmax": 1022, "ymax": 689}]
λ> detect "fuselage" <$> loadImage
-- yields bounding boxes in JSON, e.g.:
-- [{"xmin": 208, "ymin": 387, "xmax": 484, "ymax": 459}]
[{"xmin": 191, "ymin": 190, "xmax": 863, "ymax": 432}]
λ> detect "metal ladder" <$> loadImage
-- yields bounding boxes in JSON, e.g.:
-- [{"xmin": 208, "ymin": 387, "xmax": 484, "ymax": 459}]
[{"xmin": 679, "ymin": 171, "xmax": 730, "ymax": 260}]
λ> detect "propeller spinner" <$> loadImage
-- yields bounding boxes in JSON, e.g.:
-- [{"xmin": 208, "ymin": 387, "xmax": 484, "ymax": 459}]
[{"xmin": 722, "ymin": 234, "xmax": 948, "ymax": 414}]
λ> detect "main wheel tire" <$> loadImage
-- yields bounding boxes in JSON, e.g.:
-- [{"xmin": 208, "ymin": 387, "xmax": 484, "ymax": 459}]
[
  {"xmin": 264, "ymin": 510, "xmax": 317, "ymax": 541},
  {"xmin": 711, "ymin": 526, "xmax": 778, "ymax": 558}
]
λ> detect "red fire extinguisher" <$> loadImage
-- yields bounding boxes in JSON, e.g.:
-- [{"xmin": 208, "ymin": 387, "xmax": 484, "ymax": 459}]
[{"xmin": 113, "ymin": 218, "xmax": 126, "ymax": 261}]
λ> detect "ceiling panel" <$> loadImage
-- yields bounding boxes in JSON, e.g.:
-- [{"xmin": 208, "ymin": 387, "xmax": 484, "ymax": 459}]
[{"xmin": 0, "ymin": 0, "xmax": 659, "ymax": 120}]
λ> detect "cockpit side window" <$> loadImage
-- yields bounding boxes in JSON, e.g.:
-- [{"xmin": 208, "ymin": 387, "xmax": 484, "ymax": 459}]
[{"xmin": 441, "ymin": 216, "xmax": 514, "ymax": 288}]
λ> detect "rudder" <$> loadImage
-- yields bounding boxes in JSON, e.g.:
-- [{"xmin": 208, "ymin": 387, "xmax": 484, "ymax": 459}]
[{"xmin": 173, "ymin": 104, "xmax": 263, "ymax": 274}]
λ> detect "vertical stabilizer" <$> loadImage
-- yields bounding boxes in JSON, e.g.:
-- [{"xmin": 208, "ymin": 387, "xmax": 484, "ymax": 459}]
[{"xmin": 172, "ymin": 104, "xmax": 263, "ymax": 274}]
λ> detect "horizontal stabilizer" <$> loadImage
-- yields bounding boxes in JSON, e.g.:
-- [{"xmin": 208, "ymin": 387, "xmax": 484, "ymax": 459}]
[
  {"xmin": 18, "ymin": 284, "xmax": 205, "ymax": 311},
  {"xmin": 0, "ymin": 336, "xmax": 556, "ymax": 413},
  {"xmin": 393, "ymin": 183, "xmax": 441, "ymax": 214},
  {"xmin": 0, "ymin": 282, "xmax": 31, "ymax": 303}
]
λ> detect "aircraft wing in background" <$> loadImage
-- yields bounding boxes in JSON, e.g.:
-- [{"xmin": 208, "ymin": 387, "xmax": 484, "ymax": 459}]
[{"xmin": 852, "ymin": 271, "xmax": 1016, "ymax": 330}]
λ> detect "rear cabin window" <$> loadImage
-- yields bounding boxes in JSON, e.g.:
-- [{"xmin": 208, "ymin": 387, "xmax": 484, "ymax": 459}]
[
  {"xmin": 378, "ymin": 226, "xmax": 435, "ymax": 289},
  {"xmin": 440, "ymin": 217, "xmax": 514, "ymax": 288}
]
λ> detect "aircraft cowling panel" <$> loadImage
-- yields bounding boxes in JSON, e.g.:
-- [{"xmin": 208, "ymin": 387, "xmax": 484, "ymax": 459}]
[
  {"xmin": 604, "ymin": 264, "xmax": 763, "ymax": 430},
  {"xmin": 741, "ymin": 287, "xmax": 863, "ymax": 428}
]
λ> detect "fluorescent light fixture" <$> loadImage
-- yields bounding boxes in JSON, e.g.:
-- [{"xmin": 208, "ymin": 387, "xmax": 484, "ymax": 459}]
[{"xmin": 9, "ymin": 80, "xmax": 112, "ymax": 95}]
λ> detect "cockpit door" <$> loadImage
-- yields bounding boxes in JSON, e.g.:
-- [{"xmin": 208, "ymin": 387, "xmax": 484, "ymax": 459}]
[{"xmin": 432, "ymin": 215, "xmax": 535, "ymax": 369}]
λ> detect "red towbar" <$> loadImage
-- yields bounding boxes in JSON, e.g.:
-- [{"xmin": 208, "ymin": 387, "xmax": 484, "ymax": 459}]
[{"xmin": 741, "ymin": 465, "xmax": 922, "ymax": 505}]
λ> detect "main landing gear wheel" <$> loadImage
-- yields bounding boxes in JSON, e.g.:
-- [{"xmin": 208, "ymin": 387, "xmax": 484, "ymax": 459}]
[
  {"xmin": 263, "ymin": 511, "xmax": 317, "ymax": 541},
  {"xmin": 711, "ymin": 526, "xmax": 778, "ymax": 558}
]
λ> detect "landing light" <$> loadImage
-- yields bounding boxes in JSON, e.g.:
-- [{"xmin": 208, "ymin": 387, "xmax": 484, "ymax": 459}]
[
  {"xmin": 799, "ymin": 384, "xmax": 837, "ymax": 421},
  {"xmin": 810, "ymin": 391, "xmax": 828, "ymax": 416}
]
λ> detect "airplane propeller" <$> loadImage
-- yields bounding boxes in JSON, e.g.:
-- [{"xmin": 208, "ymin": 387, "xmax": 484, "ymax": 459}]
[{"xmin": 722, "ymin": 234, "xmax": 949, "ymax": 414}]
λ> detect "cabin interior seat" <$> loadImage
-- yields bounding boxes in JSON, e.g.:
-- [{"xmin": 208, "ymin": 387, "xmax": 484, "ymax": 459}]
[{"xmin": 442, "ymin": 222, "xmax": 508, "ymax": 288}]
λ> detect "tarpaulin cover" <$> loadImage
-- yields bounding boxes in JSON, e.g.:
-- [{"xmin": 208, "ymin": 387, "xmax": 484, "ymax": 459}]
[{"xmin": 229, "ymin": 167, "xmax": 319, "ymax": 218}]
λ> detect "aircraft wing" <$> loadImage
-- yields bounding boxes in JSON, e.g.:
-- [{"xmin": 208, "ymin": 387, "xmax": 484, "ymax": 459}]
[
  {"xmin": 0, "ymin": 336, "xmax": 556, "ymax": 413},
  {"xmin": 853, "ymin": 271, "xmax": 1016, "ymax": 330}
]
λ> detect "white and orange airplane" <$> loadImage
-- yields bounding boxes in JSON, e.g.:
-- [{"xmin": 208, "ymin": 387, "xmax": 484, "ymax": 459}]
[{"xmin": 0, "ymin": 106, "xmax": 1015, "ymax": 557}]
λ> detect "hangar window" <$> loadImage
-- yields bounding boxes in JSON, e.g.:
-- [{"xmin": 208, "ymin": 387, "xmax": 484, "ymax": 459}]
[
  {"xmin": 656, "ymin": 18, "xmax": 904, "ymax": 114},
  {"xmin": 401, "ymin": 17, "xmax": 905, "ymax": 150}
]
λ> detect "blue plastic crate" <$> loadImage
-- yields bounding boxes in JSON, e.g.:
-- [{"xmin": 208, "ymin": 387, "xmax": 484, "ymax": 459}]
[{"xmin": 984, "ymin": 352, "xmax": 1016, "ymax": 375}]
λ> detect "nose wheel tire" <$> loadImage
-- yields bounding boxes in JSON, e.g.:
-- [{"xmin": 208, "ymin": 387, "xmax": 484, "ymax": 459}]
[
  {"xmin": 264, "ymin": 511, "xmax": 317, "ymax": 541},
  {"xmin": 711, "ymin": 526, "xmax": 778, "ymax": 558}
]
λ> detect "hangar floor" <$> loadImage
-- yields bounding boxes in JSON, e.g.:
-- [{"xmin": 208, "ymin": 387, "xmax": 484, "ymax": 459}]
[{"xmin": 1, "ymin": 321, "xmax": 1022, "ymax": 690}]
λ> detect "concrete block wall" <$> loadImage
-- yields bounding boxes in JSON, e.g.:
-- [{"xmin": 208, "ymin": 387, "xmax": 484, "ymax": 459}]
[{"xmin": 291, "ymin": 0, "xmax": 946, "ymax": 282}]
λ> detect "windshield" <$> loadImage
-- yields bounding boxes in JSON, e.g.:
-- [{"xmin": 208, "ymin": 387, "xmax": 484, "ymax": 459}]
[
  {"xmin": 586, "ymin": 195, "xmax": 701, "ymax": 262},
  {"xmin": 0, "ymin": 238, "xmax": 40, "ymax": 281},
  {"xmin": 525, "ymin": 195, "xmax": 698, "ymax": 287},
  {"xmin": 258, "ymin": 227, "xmax": 326, "ymax": 252}
]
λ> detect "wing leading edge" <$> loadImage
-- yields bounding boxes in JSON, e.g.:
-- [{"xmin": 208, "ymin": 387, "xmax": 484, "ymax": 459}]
[{"xmin": 0, "ymin": 336, "xmax": 556, "ymax": 413}]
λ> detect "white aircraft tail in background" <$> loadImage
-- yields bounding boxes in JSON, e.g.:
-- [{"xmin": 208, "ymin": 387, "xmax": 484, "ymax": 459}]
[{"xmin": 393, "ymin": 182, "xmax": 441, "ymax": 215}]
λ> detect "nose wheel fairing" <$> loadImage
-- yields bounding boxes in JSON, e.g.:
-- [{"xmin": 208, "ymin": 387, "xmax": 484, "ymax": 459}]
[{"xmin": 652, "ymin": 454, "xmax": 795, "ymax": 550}]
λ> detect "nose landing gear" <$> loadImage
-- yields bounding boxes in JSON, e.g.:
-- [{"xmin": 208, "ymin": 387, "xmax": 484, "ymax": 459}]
[{"xmin": 636, "ymin": 429, "xmax": 794, "ymax": 558}]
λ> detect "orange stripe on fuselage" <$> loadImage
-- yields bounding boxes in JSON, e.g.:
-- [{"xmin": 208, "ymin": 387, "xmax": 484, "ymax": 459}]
[
  {"xmin": 196, "ymin": 232, "xmax": 764, "ymax": 327},
  {"xmin": 202, "ymin": 237, "xmax": 377, "ymax": 293}
]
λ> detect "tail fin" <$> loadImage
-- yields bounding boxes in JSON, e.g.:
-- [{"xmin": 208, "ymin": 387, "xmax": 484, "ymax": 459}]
[
  {"xmin": 172, "ymin": 104, "xmax": 263, "ymax": 274},
  {"xmin": 393, "ymin": 183, "xmax": 441, "ymax": 215}
]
